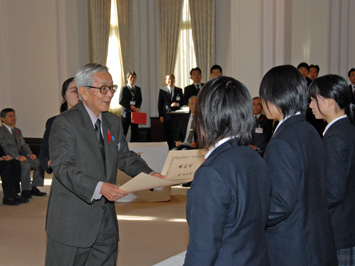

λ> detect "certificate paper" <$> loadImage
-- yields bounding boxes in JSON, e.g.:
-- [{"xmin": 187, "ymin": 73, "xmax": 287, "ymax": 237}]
[{"xmin": 119, "ymin": 149, "xmax": 206, "ymax": 192}]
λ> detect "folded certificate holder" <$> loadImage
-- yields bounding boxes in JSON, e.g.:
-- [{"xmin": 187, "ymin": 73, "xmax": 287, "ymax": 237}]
[{"xmin": 131, "ymin": 112, "xmax": 147, "ymax": 125}]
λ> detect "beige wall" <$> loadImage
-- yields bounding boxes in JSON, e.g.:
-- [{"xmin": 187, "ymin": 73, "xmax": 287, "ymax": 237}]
[{"xmin": 0, "ymin": 0, "xmax": 354, "ymax": 137}]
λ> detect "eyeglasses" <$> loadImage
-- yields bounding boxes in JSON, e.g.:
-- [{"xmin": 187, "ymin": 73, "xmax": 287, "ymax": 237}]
[{"xmin": 85, "ymin": 85, "xmax": 118, "ymax": 94}]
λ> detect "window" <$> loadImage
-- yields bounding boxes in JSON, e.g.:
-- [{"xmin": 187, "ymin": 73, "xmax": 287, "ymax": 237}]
[
  {"xmin": 174, "ymin": 0, "xmax": 197, "ymax": 91},
  {"xmin": 106, "ymin": 0, "xmax": 124, "ymax": 110}
]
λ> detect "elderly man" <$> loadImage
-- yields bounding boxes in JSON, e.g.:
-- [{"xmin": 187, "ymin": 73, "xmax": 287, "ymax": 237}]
[{"xmin": 45, "ymin": 63, "xmax": 163, "ymax": 266}]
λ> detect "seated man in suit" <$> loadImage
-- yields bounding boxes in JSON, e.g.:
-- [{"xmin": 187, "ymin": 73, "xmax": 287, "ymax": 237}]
[
  {"xmin": 119, "ymin": 71, "xmax": 142, "ymax": 142},
  {"xmin": 183, "ymin": 67, "xmax": 204, "ymax": 106},
  {"xmin": 158, "ymin": 74, "xmax": 183, "ymax": 149},
  {"xmin": 250, "ymin": 97, "xmax": 273, "ymax": 156},
  {"xmin": 0, "ymin": 144, "xmax": 27, "ymax": 205},
  {"xmin": 175, "ymin": 96, "xmax": 197, "ymax": 150},
  {"xmin": 0, "ymin": 108, "xmax": 46, "ymax": 199}
]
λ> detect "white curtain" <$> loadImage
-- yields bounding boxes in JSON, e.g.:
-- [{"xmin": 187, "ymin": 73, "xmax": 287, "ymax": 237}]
[
  {"xmin": 88, "ymin": 0, "xmax": 111, "ymax": 65},
  {"xmin": 189, "ymin": 0, "xmax": 216, "ymax": 83},
  {"xmin": 117, "ymin": 0, "xmax": 132, "ymax": 76}
]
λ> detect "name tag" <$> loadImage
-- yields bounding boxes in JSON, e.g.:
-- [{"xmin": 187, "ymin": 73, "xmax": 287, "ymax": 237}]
[
  {"xmin": 130, "ymin": 101, "xmax": 136, "ymax": 105},
  {"xmin": 255, "ymin": 127, "xmax": 263, "ymax": 134},
  {"xmin": 176, "ymin": 96, "xmax": 181, "ymax": 101}
]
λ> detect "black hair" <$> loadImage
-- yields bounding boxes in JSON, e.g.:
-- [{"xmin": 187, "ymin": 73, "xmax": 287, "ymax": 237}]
[
  {"xmin": 190, "ymin": 67, "xmax": 202, "ymax": 76},
  {"xmin": 259, "ymin": 65, "xmax": 307, "ymax": 117},
  {"xmin": 166, "ymin": 74, "xmax": 175, "ymax": 79},
  {"xmin": 210, "ymin": 64, "xmax": 223, "ymax": 74},
  {"xmin": 297, "ymin": 62, "xmax": 309, "ymax": 71},
  {"xmin": 195, "ymin": 76, "xmax": 253, "ymax": 148},
  {"xmin": 309, "ymin": 64, "xmax": 320, "ymax": 72},
  {"xmin": 309, "ymin": 74, "xmax": 355, "ymax": 125},
  {"xmin": 126, "ymin": 71, "xmax": 137, "ymax": 79},
  {"xmin": 0, "ymin": 108, "xmax": 15, "ymax": 119},
  {"xmin": 348, "ymin": 68, "xmax": 355, "ymax": 77},
  {"xmin": 60, "ymin": 77, "xmax": 75, "ymax": 113}
]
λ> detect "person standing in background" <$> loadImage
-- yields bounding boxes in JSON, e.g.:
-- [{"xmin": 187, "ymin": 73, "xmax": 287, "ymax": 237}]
[
  {"xmin": 119, "ymin": 71, "xmax": 142, "ymax": 142},
  {"xmin": 39, "ymin": 77, "xmax": 79, "ymax": 174},
  {"xmin": 158, "ymin": 74, "xmax": 183, "ymax": 149}
]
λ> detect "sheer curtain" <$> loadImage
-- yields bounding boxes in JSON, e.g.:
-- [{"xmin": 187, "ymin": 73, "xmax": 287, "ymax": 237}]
[
  {"xmin": 189, "ymin": 0, "xmax": 216, "ymax": 83},
  {"xmin": 88, "ymin": 0, "xmax": 111, "ymax": 65},
  {"xmin": 157, "ymin": 0, "xmax": 184, "ymax": 82},
  {"xmin": 174, "ymin": 0, "xmax": 197, "ymax": 89},
  {"xmin": 117, "ymin": 0, "xmax": 132, "ymax": 76}
]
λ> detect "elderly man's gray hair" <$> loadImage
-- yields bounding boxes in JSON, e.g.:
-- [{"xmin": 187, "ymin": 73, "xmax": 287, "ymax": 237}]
[{"xmin": 75, "ymin": 63, "xmax": 109, "ymax": 89}]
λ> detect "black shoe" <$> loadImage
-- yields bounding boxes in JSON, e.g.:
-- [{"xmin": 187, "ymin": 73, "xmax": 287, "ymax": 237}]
[
  {"xmin": 30, "ymin": 187, "xmax": 47, "ymax": 196},
  {"xmin": 15, "ymin": 195, "xmax": 29, "ymax": 204},
  {"xmin": 3, "ymin": 197, "xmax": 20, "ymax": 206},
  {"xmin": 21, "ymin": 190, "xmax": 32, "ymax": 199}
]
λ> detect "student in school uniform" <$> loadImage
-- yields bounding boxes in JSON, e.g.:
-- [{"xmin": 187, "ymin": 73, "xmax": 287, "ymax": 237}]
[
  {"xmin": 309, "ymin": 74, "xmax": 355, "ymax": 266},
  {"xmin": 259, "ymin": 65, "xmax": 337, "ymax": 266},
  {"xmin": 184, "ymin": 76, "xmax": 271, "ymax": 266}
]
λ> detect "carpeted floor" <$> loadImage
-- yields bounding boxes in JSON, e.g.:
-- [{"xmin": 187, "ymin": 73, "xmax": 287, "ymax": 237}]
[{"xmin": 0, "ymin": 174, "xmax": 189, "ymax": 266}]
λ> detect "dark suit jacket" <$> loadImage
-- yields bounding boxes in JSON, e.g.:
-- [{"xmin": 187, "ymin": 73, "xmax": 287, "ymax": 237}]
[
  {"xmin": 0, "ymin": 125, "xmax": 33, "ymax": 158},
  {"xmin": 158, "ymin": 86, "xmax": 183, "ymax": 118},
  {"xmin": 39, "ymin": 116, "xmax": 56, "ymax": 174},
  {"xmin": 184, "ymin": 140, "xmax": 271, "ymax": 265},
  {"xmin": 324, "ymin": 117, "xmax": 355, "ymax": 249},
  {"xmin": 46, "ymin": 101, "xmax": 153, "ymax": 248},
  {"xmin": 183, "ymin": 83, "xmax": 203, "ymax": 106},
  {"xmin": 176, "ymin": 113, "xmax": 197, "ymax": 144},
  {"xmin": 264, "ymin": 115, "xmax": 337, "ymax": 266},
  {"xmin": 119, "ymin": 85, "xmax": 142, "ymax": 119},
  {"xmin": 251, "ymin": 114, "xmax": 273, "ymax": 153}
]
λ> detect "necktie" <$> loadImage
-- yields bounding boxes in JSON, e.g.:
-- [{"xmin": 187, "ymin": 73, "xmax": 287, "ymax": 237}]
[
  {"xmin": 254, "ymin": 116, "xmax": 258, "ymax": 124},
  {"xmin": 186, "ymin": 116, "xmax": 195, "ymax": 143},
  {"xmin": 95, "ymin": 119, "xmax": 105, "ymax": 161},
  {"xmin": 11, "ymin": 128, "xmax": 16, "ymax": 138},
  {"xmin": 196, "ymin": 84, "xmax": 200, "ymax": 92}
]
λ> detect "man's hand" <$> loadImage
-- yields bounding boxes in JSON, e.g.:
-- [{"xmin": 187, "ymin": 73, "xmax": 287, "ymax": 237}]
[
  {"xmin": 131, "ymin": 106, "xmax": 140, "ymax": 112},
  {"xmin": 29, "ymin": 154, "xmax": 37, "ymax": 160},
  {"xmin": 3, "ymin": 155, "xmax": 13, "ymax": 161},
  {"xmin": 100, "ymin": 183, "xmax": 129, "ymax": 201},
  {"xmin": 190, "ymin": 142, "xmax": 197, "ymax": 149},
  {"xmin": 170, "ymin": 102, "xmax": 179, "ymax": 107},
  {"xmin": 159, "ymin": 117, "xmax": 164, "ymax": 123},
  {"xmin": 17, "ymin": 155, "xmax": 27, "ymax": 162},
  {"xmin": 151, "ymin": 172, "xmax": 166, "ymax": 179},
  {"xmin": 175, "ymin": 141, "xmax": 182, "ymax": 147}
]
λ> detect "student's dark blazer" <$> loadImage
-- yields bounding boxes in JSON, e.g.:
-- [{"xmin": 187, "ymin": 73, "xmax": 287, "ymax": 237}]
[
  {"xmin": 264, "ymin": 115, "xmax": 337, "ymax": 266},
  {"xmin": 184, "ymin": 140, "xmax": 271, "ymax": 265},
  {"xmin": 119, "ymin": 85, "xmax": 142, "ymax": 119},
  {"xmin": 324, "ymin": 117, "xmax": 355, "ymax": 250},
  {"xmin": 183, "ymin": 83, "xmax": 203, "ymax": 106},
  {"xmin": 158, "ymin": 86, "xmax": 183, "ymax": 118}
]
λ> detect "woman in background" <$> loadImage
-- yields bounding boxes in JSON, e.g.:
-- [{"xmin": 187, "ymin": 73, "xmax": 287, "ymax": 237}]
[
  {"xmin": 184, "ymin": 76, "xmax": 271, "ymax": 265},
  {"xmin": 260, "ymin": 65, "xmax": 337, "ymax": 266},
  {"xmin": 309, "ymin": 74, "xmax": 355, "ymax": 265},
  {"xmin": 39, "ymin": 78, "xmax": 79, "ymax": 173}
]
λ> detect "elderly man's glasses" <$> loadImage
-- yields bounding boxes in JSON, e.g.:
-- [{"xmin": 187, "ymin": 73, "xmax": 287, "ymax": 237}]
[{"xmin": 86, "ymin": 85, "xmax": 118, "ymax": 94}]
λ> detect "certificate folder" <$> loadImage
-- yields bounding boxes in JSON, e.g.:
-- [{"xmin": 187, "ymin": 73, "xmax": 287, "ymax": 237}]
[{"xmin": 131, "ymin": 112, "xmax": 147, "ymax": 125}]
